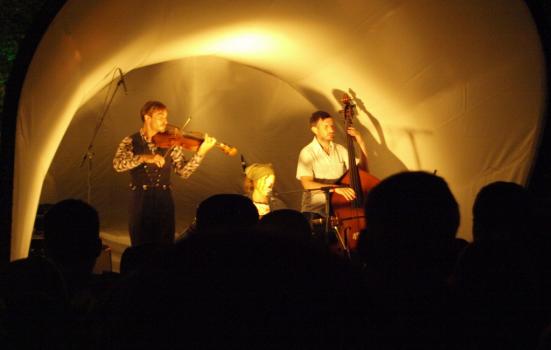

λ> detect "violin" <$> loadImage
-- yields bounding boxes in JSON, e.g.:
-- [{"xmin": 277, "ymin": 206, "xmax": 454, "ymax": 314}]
[{"xmin": 152, "ymin": 124, "xmax": 237, "ymax": 156}]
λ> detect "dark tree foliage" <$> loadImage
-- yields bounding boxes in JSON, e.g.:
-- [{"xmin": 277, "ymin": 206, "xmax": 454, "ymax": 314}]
[{"xmin": 0, "ymin": 0, "xmax": 48, "ymax": 114}]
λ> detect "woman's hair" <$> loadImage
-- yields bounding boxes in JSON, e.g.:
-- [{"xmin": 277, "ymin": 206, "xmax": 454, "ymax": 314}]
[{"xmin": 243, "ymin": 163, "xmax": 275, "ymax": 194}]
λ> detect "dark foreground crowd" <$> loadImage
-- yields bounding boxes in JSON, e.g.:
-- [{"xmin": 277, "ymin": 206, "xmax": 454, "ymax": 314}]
[{"xmin": 1, "ymin": 171, "xmax": 551, "ymax": 349}]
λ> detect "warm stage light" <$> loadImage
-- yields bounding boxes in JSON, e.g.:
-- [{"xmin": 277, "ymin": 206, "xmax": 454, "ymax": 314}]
[{"xmin": 209, "ymin": 32, "xmax": 274, "ymax": 55}]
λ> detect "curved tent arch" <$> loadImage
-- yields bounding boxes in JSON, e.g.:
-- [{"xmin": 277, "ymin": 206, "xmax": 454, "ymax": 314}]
[{"xmin": 4, "ymin": 0, "xmax": 546, "ymax": 260}]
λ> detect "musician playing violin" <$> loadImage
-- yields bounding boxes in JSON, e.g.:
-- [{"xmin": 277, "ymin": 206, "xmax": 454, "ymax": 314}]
[
  {"xmin": 113, "ymin": 100, "xmax": 216, "ymax": 246},
  {"xmin": 296, "ymin": 110, "xmax": 369, "ymax": 215}
]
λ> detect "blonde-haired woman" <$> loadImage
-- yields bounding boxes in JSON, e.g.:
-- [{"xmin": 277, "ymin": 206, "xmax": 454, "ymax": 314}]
[{"xmin": 244, "ymin": 163, "xmax": 286, "ymax": 217}]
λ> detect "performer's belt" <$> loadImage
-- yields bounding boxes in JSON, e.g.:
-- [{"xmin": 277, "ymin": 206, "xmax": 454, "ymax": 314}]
[{"xmin": 129, "ymin": 184, "xmax": 171, "ymax": 191}]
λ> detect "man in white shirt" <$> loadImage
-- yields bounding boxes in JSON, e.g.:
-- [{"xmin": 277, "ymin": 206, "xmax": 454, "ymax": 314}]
[{"xmin": 296, "ymin": 110, "xmax": 369, "ymax": 215}]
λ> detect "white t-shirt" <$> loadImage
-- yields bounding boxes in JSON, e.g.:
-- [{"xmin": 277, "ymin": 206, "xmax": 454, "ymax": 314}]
[{"xmin": 296, "ymin": 137, "xmax": 350, "ymax": 213}]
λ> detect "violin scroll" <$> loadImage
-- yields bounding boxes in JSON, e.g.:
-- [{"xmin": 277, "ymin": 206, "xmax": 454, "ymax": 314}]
[{"xmin": 217, "ymin": 142, "xmax": 238, "ymax": 157}]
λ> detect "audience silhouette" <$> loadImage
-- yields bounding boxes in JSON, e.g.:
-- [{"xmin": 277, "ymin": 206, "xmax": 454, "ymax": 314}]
[
  {"xmin": 2, "ymin": 174, "xmax": 550, "ymax": 349},
  {"xmin": 119, "ymin": 242, "xmax": 161, "ymax": 276},
  {"xmin": 43, "ymin": 199, "xmax": 103, "ymax": 294},
  {"xmin": 257, "ymin": 209, "xmax": 312, "ymax": 242},
  {"xmin": 453, "ymin": 181, "xmax": 545, "ymax": 350},
  {"xmin": 0, "ymin": 256, "xmax": 68, "ymax": 349},
  {"xmin": 192, "ymin": 193, "xmax": 259, "ymax": 234},
  {"xmin": 472, "ymin": 181, "xmax": 534, "ymax": 241},
  {"xmin": 100, "ymin": 230, "xmax": 370, "ymax": 349},
  {"xmin": 357, "ymin": 171, "xmax": 460, "ymax": 349},
  {"xmin": 42, "ymin": 199, "xmax": 117, "ymax": 348}
]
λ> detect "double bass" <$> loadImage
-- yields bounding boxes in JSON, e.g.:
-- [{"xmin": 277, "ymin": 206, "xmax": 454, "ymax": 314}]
[{"xmin": 331, "ymin": 94, "xmax": 380, "ymax": 254}]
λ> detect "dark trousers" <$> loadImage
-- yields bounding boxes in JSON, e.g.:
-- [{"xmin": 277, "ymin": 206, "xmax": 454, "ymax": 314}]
[{"xmin": 128, "ymin": 188, "xmax": 175, "ymax": 246}]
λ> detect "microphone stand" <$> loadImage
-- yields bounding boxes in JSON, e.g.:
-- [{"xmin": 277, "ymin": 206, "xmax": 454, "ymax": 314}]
[
  {"xmin": 290, "ymin": 185, "xmax": 351, "ymax": 256},
  {"xmin": 80, "ymin": 69, "xmax": 126, "ymax": 204},
  {"xmin": 320, "ymin": 187, "xmax": 333, "ymax": 242}
]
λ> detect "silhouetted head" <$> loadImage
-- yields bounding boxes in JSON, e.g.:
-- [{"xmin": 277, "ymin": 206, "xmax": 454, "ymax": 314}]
[
  {"xmin": 44, "ymin": 199, "xmax": 102, "ymax": 271},
  {"xmin": 195, "ymin": 194, "xmax": 259, "ymax": 233},
  {"xmin": 120, "ymin": 243, "xmax": 161, "ymax": 275},
  {"xmin": 364, "ymin": 171, "xmax": 459, "ymax": 241},
  {"xmin": 359, "ymin": 172, "xmax": 459, "ymax": 271},
  {"xmin": 257, "ymin": 209, "xmax": 312, "ymax": 242},
  {"xmin": 472, "ymin": 181, "xmax": 532, "ymax": 241}
]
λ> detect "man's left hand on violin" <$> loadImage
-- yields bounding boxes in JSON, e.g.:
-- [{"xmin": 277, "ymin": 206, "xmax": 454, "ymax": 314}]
[{"xmin": 196, "ymin": 133, "xmax": 217, "ymax": 156}]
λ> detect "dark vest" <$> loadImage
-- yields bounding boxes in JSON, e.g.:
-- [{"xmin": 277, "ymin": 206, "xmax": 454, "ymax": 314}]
[{"xmin": 129, "ymin": 132, "xmax": 172, "ymax": 189}]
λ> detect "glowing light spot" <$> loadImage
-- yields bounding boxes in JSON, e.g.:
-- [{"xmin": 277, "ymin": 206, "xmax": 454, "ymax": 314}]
[{"xmin": 213, "ymin": 33, "xmax": 271, "ymax": 54}]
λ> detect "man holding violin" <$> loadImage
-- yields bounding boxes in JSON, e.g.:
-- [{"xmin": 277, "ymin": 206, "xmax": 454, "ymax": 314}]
[{"xmin": 113, "ymin": 100, "xmax": 217, "ymax": 246}]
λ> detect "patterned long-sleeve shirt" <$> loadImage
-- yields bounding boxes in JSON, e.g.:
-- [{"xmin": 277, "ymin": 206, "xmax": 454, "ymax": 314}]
[{"xmin": 113, "ymin": 131, "xmax": 203, "ymax": 179}]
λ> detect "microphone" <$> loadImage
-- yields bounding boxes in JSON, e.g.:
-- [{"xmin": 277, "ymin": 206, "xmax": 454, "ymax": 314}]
[
  {"xmin": 240, "ymin": 155, "xmax": 248, "ymax": 173},
  {"xmin": 117, "ymin": 68, "xmax": 128, "ymax": 95}
]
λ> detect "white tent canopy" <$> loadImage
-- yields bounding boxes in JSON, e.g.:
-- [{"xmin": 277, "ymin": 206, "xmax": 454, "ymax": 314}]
[{"xmin": 11, "ymin": 0, "xmax": 545, "ymax": 259}]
